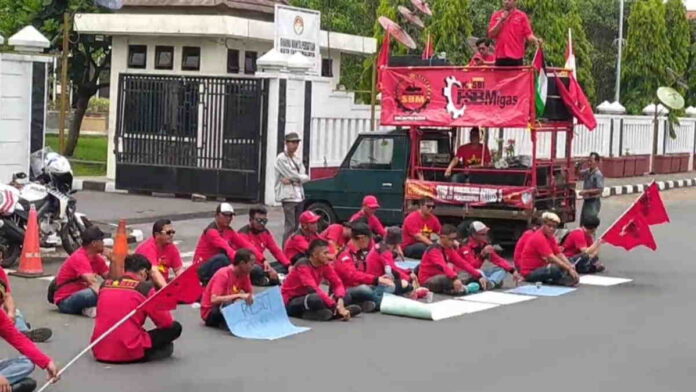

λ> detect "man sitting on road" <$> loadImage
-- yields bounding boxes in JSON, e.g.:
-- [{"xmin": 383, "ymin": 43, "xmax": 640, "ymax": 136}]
[
  {"xmin": 366, "ymin": 227, "xmax": 428, "ymax": 299},
  {"xmin": 321, "ymin": 221, "xmax": 352, "ymax": 256},
  {"xmin": 282, "ymin": 239, "xmax": 361, "ymax": 321},
  {"xmin": 402, "ymin": 197, "xmax": 442, "ymax": 259},
  {"xmin": 561, "ymin": 215, "xmax": 604, "ymax": 274},
  {"xmin": 0, "ymin": 262, "xmax": 52, "ymax": 343},
  {"xmin": 52, "ymin": 226, "xmax": 109, "ymax": 318},
  {"xmin": 458, "ymin": 221, "xmax": 523, "ymax": 289},
  {"xmin": 283, "ymin": 211, "xmax": 322, "ymax": 264},
  {"xmin": 238, "ymin": 206, "xmax": 290, "ymax": 286},
  {"xmin": 444, "ymin": 128, "xmax": 492, "ymax": 182},
  {"xmin": 418, "ymin": 225, "xmax": 488, "ymax": 296},
  {"xmin": 519, "ymin": 212, "xmax": 579, "ymax": 286},
  {"xmin": 91, "ymin": 254, "xmax": 182, "ymax": 363},
  {"xmin": 200, "ymin": 249, "xmax": 255, "ymax": 328},
  {"xmin": 193, "ymin": 203, "xmax": 263, "ymax": 286},
  {"xmin": 350, "ymin": 195, "xmax": 387, "ymax": 240},
  {"xmin": 513, "ymin": 217, "xmax": 540, "ymax": 271},
  {"xmin": 334, "ymin": 223, "xmax": 394, "ymax": 312},
  {"xmin": 135, "ymin": 219, "xmax": 183, "ymax": 289}
]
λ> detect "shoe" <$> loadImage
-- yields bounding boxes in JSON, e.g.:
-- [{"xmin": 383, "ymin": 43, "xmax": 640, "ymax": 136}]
[
  {"xmin": 145, "ymin": 343, "xmax": 174, "ymax": 362},
  {"xmin": 301, "ymin": 309, "xmax": 334, "ymax": 321},
  {"xmin": 594, "ymin": 263, "xmax": 606, "ymax": 273},
  {"xmin": 81, "ymin": 307, "xmax": 97, "ymax": 318},
  {"xmin": 11, "ymin": 377, "xmax": 36, "ymax": 392},
  {"xmin": 22, "ymin": 328, "xmax": 52, "ymax": 343},
  {"xmin": 345, "ymin": 304, "xmax": 362, "ymax": 317},
  {"xmin": 359, "ymin": 301, "xmax": 377, "ymax": 313}
]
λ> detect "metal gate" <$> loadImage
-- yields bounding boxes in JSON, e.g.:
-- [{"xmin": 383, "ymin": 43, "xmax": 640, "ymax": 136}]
[{"xmin": 114, "ymin": 74, "xmax": 268, "ymax": 200}]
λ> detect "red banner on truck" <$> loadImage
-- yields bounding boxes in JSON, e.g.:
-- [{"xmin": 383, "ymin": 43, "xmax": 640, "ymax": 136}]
[
  {"xmin": 380, "ymin": 67, "xmax": 534, "ymax": 128},
  {"xmin": 405, "ymin": 180, "xmax": 535, "ymax": 208}
]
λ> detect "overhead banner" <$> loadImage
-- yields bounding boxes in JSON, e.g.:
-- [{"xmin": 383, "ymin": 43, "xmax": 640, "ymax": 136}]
[
  {"xmin": 380, "ymin": 67, "xmax": 534, "ymax": 127},
  {"xmin": 274, "ymin": 4, "xmax": 321, "ymax": 75},
  {"xmin": 405, "ymin": 179, "xmax": 535, "ymax": 208}
]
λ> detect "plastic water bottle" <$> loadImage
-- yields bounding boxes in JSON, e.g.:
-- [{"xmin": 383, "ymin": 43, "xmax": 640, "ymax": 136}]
[
  {"xmin": 425, "ymin": 291, "xmax": 434, "ymax": 303},
  {"xmin": 466, "ymin": 282, "xmax": 481, "ymax": 294},
  {"xmin": 535, "ymin": 281, "xmax": 542, "ymax": 290},
  {"xmin": 385, "ymin": 265, "xmax": 394, "ymax": 280}
]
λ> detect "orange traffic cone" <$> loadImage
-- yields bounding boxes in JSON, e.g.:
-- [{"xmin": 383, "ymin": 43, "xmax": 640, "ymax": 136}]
[
  {"xmin": 11, "ymin": 205, "xmax": 48, "ymax": 278},
  {"xmin": 109, "ymin": 219, "xmax": 128, "ymax": 279}
]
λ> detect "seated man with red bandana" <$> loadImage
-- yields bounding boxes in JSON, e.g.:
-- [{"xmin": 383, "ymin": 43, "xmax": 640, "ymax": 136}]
[{"xmin": 283, "ymin": 211, "xmax": 322, "ymax": 264}]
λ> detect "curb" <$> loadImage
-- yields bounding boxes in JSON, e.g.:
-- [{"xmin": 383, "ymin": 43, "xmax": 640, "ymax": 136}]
[
  {"xmin": 73, "ymin": 179, "xmax": 232, "ymax": 201},
  {"xmin": 596, "ymin": 177, "xmax": 696, "ymax": 199}
]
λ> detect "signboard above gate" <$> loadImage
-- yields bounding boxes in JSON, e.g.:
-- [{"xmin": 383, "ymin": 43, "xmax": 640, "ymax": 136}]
[{"xmin": 274, "ymin": 4, "xmax": 321, "ymax": 75}]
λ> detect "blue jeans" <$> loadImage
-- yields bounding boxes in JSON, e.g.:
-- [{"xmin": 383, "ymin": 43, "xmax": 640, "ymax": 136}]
[
  {"xmin": 347, "ymin": 285, "xmax": 387, "ymax": 307},
  {"xmin": 0, "ymin": 356, "xmax": 34, "ymax": 384},
  {"xmin": 14, "ymin": 309, "xmax": 29, "ymax": 332},
  {"xmin": 482, "ymin": 266, "xmax": 508, "ymax": 288},
  {"xmin": 57, "ymin": 288, "xmax": 98, "ymax": 315}
]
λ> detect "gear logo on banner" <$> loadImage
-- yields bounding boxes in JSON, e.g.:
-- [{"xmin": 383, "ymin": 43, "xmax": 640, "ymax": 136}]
[
  {"xmin": 443, "ymin": 76, "xmax": 466, "ymax": 119},
  {"xmin": 395, "ymin": 73, "xmax": 432, "ymax": 114}
]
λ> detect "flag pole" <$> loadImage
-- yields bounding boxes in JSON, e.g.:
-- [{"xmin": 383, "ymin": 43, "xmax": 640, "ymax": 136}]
[{"xmin": 598, "ymin": 181, "xmax": 655, "ymax": 240}]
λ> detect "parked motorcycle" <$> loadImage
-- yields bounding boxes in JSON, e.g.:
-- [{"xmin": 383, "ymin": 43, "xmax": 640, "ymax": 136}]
[{"xmin": 0, "ymin": 148, "xmax": 91, "ymax": 267}]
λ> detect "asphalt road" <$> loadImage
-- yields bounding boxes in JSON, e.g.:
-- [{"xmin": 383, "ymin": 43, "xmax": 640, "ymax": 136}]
[{"xmin": 2, "ymin": 189, "xmax": 695, "ymax": 392}]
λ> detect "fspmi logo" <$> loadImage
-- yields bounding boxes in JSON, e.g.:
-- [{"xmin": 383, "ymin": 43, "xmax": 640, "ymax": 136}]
[
  {"xmin": 293, "ymin": 16, "xmax": 304, "ymax": 35},
  {"xmin": 443, "ymin": 75, "xmax": 520, "ymax": 119}
]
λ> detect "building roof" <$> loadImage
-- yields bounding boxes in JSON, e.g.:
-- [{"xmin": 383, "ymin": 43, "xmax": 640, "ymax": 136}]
[{"xmin": 122, "ymin": 0, "xmax": 288, "ymax": 14}]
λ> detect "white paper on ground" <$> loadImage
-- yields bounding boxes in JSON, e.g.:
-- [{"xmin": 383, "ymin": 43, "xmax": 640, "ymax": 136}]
[
  {"xmin": 429, "ymin": 300, "xmax": 499, "ymax": 321},
  {"xmin": 459, "ymin": 291, "xmax": 537, "ymax": 305},
  {"xmin": 579, "ymin": 275, "xmax": 632, "ymax": 286}
]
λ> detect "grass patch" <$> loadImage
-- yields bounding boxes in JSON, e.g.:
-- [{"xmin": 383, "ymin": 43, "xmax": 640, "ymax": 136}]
[{"xmin": 45, "ymin": 134, "xmax": 107, "ymax": 177}]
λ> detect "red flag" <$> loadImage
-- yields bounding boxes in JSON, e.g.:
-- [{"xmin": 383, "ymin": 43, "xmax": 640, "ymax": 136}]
[
  {"xmin": 602, "ymin": 213, "xmax": 657, "ymax": 251},
  {"xmin": 139, "ymin": 266, "xmax": 202, "ymax": 312},
  {"xmin": 422, "ymin": 33, "xmax": 434, "ymax": 60},
  {"xmin": 376, "ymin": 31, "xmax": 391, "ymax": 89},
  {"xmin": 555, "ymin": 73, "xmax": 597, "ymax": 130},
  {"xmin": 626, "ymin": 182, "xmax": 670, "ymax": 225}
]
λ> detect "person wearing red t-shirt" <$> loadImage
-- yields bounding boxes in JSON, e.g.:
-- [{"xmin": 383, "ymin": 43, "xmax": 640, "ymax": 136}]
[
  {"xmin": 238, "ymin": 206, "xmax": 290, "ymax": 287},
  {"xmin": 194, "ymin": 203, "xmax": 264, "ymax": 286},
  {"xmin": 53, "ymin": 226, "xmax": 109, "ymax": 317},
  {"xmin": 282, "ymin": 239, "xmax": 361, "ymax": 321},
  {"xmin": 0, "ymin": 263, "xmax": 52, "ymax": 343},
  {"xmin": 350, "ymin": 195, "xmax": 388, "ymax": 239},
  {"xmin": 561, "ymin": 215, "xmax": 604, "ymax": 274},
  {"xmin": 91, "ymin": 254, "xmax": 182, "ymax": 363},
  {"xmin": 321, "ymin": 222, "xmax": 351, "ymax": 256},
  {"xmin": 402, "ymin": 198, "xmax": 442, "ymax": 259},
  {"xmin": 135, "ymin": 219, "xmax": 183, "ymax": 289},
  {"xmin": 519, "ymin": 212, "xmax": 579, "ymax": 286},
  {"xmin": 200, "ymin": 249, "xmax": 255, "ymax": 328},
  {"xmin": 417, "ymin": 225, "xmax": 487, "ymax": 295},
  {"xmin": 284, "ymin": 210, "xmax": 322, "ymax": 264},
  {"xmin": 457, "ymin": 221, "xmax": 523, "ymax": 289},
  {"xmin": 468, "ymin": 38, "xmax": 496, "ymax": 66},
  {"xmin": 334, "ymin": 223, "xmax": 395, "ymax": 312},
  {"xmin": 488, "ymin": 0, "xmax": 541, "ymax": 66},
  {"xmin": 445, "ymin": 128, "xmax": 492, "ymax": 183}
]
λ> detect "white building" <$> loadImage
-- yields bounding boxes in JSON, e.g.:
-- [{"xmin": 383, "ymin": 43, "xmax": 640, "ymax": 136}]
[{"xmin": 75, "ymin": 0, "xmax": 377, "ymax": 204}]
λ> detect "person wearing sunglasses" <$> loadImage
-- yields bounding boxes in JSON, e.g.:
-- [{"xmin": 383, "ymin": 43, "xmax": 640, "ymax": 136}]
[
  {"xmin": 193, "ymin": 203, "xmax": 264, "ymax": 286},
  {"xmin": 518, "ymin": 212, "xmax": 579, "ymax": 286},
  {"xmin": 135, "ymin": 219, "xmax": 183, "ymax": 289},
  {"xmin": 238, "ymin": 206, "xmax": 290, "ymax": 286},
  {"xmin": 401, "ymin": 197, "xmax": 442, "ymax": 259}
]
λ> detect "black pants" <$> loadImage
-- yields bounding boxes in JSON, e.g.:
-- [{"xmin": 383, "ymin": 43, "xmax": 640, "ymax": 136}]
[
  {"xmin": 423, "ymin": 274, "xmax": 464, "ymax": 296},
  {"xmin": 524, "ymin": 265, "xmax": 574, "ymax": 286},
  {"xmin": 569, "ymin": 254, "xmax": 600, "ymax": 274},
  {"xmin": 286, "ymin": 292, "xmax": 354, "ymax": 318},
  {"xmin": 204, "ymin": 306, "xmax": 226, "ymax": 328},
  {"xmin": 143, "ymin": 321, "xmax": 182, "ymax": 362},
  {"xmin": 198, "ymin": 254, "xmax": 231, "ymax": 286},
  {"xmin": 404, "ymin": 243, "xmax": 428, "ymax": 259},
  {"xmin": 250, "ymin": 263, "xmax": 287, "ymax": 286},
  {"xmin": 495, "ymin": 58, "xmax": 524, "ymax": 66}
]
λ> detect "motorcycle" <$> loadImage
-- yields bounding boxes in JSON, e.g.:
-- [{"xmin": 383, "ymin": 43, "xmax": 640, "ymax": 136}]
[{"xmin": 0, "ymin": 148, "xmax": 91, "ymax": 267}]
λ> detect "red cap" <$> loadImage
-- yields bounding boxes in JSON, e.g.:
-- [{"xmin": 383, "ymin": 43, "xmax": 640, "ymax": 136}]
[
  {"xmin": 299, "ymin": 211, "xmax": 321, "ymax": 224},
  {"xmin": 362, "ymin": 195, "xmax": 380, "ymax": 209}
]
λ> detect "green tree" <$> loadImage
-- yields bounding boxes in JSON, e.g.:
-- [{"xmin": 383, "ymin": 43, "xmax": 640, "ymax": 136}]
[
  {"xmin": 520, "ymin": 0, "xmax": 596, "ymax": 102},
  {"xmin": 622, "ymin": 0, "xmax": 673, "ymax": 113},
  {"xmin": 688, "ymin": 21, "xmax": 696, "ymax": 106},
  {"xmin": 664, "ymin": 0, "xmax": 690, "ymax": 93},
  {"xmin": 470, "ymin": 0, "xmax": 498, "ymax": 39},
  {"xmin": 428, "ymin": 0, "xmax": 473, "ymax": 65}
]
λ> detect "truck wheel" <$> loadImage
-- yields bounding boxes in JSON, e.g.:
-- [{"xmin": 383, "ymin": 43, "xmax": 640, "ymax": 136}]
[{"xmin": 305, "ymin": 202, "xmax": 336, "ymax": 232}]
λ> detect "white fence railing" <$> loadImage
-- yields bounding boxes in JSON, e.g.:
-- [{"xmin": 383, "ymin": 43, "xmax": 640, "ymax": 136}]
[{"xmin": 309, "ymin": 114, "xmax": 696, "ymax": 168}]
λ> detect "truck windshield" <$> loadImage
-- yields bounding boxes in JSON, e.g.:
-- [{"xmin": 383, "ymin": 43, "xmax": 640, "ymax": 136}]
[{"xmin": 348, "ymin": 137, "xmax": 394, "ymax": 170}]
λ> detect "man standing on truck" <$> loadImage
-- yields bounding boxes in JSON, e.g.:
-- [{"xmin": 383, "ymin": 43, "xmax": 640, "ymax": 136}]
[
  {"xmin": 444, "ymin": 128, "xmax": 492, "ymax": 183},
  {"xmin": 275, "ymin": 132, "xmax": 310, "ymax": 246},
  {"xmin": 488, "ymin": 0, "xmax": 542, "ymax": 66},
  {"xmin": 578, "ymin": 152, "xmax": 604, "ymax": 221},
  {"xmin": 402, "ymin": 198, "xmax": 442, "ymax": 259}
]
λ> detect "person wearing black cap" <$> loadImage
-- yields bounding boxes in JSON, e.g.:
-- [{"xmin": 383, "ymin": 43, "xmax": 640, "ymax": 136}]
[
  {"xmin": 275, "ymin": 132, "xmax": 310, "ymax": 246},
  {"xmin": 51, "ymin": 226, "xmax": 110, "ymax": 317}
]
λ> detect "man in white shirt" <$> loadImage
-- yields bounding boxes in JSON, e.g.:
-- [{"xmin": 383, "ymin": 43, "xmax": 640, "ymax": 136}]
[{"xmin": 275, "ymin": 132, "xmax": 310, "ymax": 245}]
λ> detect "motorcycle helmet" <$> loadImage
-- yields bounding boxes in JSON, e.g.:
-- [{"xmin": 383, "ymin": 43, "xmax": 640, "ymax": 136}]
[{"xmin": 45, "ymin": 152, "xmax": 72, "ymax": 175}]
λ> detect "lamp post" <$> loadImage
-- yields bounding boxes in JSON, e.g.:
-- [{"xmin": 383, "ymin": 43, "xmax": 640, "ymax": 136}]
[{"xmin": 615, "ymin": 0, "xmax": 624, "ymax": 103}]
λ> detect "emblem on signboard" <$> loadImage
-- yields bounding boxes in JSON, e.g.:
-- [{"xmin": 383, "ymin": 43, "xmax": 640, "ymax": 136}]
[
  {"xmin": 293, "ymin": 16, "xmax": 304, "ymax": 35},
  {"xmin": 443, "ymin": 76, "xmax": 466, "ymax": 119},
  {"xmin": 395, "ymin": 73, "xmax": 432, "ymax": 113}
]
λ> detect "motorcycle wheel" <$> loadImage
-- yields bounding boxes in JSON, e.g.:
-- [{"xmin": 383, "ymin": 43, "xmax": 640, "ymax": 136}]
[
  {"xmin": 0, "ymin": 242, "xmax": 21, "ymax": 268},
  {"xmin": 60, "ymin": 217, "xmax": 88, "ymax": 255}
]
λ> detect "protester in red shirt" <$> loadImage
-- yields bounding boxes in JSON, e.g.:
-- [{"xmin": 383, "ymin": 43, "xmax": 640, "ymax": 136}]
[
  {"xmin": 0, "ymin": 263, "xmax": 52, "ymax": 343},
  {"xmin": 283, "ymin": 210, "xmax": 322, "ymax": 264},
  {"xmin": 457, "ymin": 221, "xmax": 523, "ymax": 289},
  {"xmin": 488, "ymin": 0, "xmax": 541, "ymax": 66},
  {"xmin": 135, "ymin": 219, "xmax": 183, "ymax": 289},
  {"xmin": 468, "ymin": 38, "xmax": 496, "ymax": 66},
  {"xmin": 334, "ymin": 223, "xmax": 395, "ymax": 312},
  {"xmin": 321, "ymin": 221, "xmax": 351, "ymax": 255},
  {"xmin": 418, "ymin": 225, "xmax": 487, "ymax": 295},
  {"xmin": 445, "ymin": 128, "xmax": 492, "ymax": 183},
  {"xmin": 200, "ymin": 249, "xmax": 255, "ymax": 328},
  {"xmin": 91, "ymin": 254, "xmax": 182, "ymax": 363},
  {"xmin": 193, "ymin": 203, "xmax": 263, "ymax": 286},
  {"xmin": 0, "ymin": 297, "xmax": 59, "ymax": 392},
  {"xmin": 513, "ymin": 217, "xmax": 540, "ymax": 270},
  {"xmin": 238, "ymin": 206, "xmax": 289, "ymax": 287},
  {"xmin": 53, "ymin": 226, "xmax": 109, "ymax": 317},
  {"xmin": 350, "ymin": 195, "xmax": 387, "ymax": 239},
  {"xmin": 282, "ymin": 239, "xmax": 361, "ymax": 321},
  {"xmin": 519, "ymin": 212, "xmax": 579, "ymax": 286},
  {"xmin": 561, "ymin": 215, "xmax": 604, "ymax": 274},
  {"xmin": 402, "ymin": 198, "xmax": 442, "ymax": 259}
]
